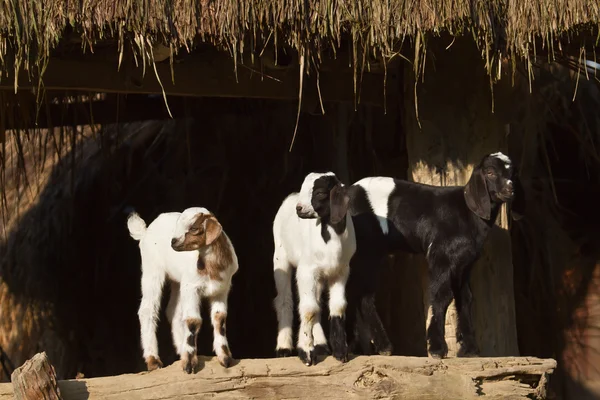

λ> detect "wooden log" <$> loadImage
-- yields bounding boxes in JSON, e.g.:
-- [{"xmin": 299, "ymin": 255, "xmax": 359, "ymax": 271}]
[
  {"xmin": 10, "ymin": 352, "xmax": 62, "ymax": 400},
  {"xmin": 0, "ymin": 356, "xmax": 557, "ymax": 400}
]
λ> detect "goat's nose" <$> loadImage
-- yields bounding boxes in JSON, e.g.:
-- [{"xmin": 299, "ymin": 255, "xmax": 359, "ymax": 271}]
[
  {"xmin": 171, "ymin": 238, "xmax": 178, "ymax": 246},
  {"xmin": 296, "ymin": 205, "xmax": 303, "ymax": 212}
]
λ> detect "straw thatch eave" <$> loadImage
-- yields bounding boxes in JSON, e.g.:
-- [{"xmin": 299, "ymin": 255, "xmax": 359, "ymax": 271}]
[{"xmin": 0, "ymin": 0, "xmax": 599, "ymax": 92}]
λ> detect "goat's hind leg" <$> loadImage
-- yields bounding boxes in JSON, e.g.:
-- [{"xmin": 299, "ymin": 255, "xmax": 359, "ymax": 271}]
[
  {"xmin": 138, "ymin": 262, "xmax": 166, "ymax": 371},
  {"xmin": 166, "ymin": 282, "xmax": 184, "ymax": 357},
  {"xmin": 273, "ymin": 250, "xmax": 294, "ymax": 357}
]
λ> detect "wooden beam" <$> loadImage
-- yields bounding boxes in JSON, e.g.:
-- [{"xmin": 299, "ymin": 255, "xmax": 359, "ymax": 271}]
[
  {"xmin": 0, "ymin": 355, "xmax": 556, "ymax": 400},
  {"xmin": 0, "ymin": 48, "xmax": 401, "ymax": 109}
]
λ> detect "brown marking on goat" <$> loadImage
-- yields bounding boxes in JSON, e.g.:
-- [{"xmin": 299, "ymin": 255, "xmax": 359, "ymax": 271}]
[
  {"xmin": 186, "ymin": 318, "xmax": 202, "ymax": 348},
  {"xmin": 221, "ymin": 345, "xmax": 232, "ymax": 358},
  {"xmin": 303, "ymin": 311, "xmax": 317, "ymax": 324},
  {"xmin": 175, "ymin": 213, "xmax": 234, "ymax": 282},
  {"xmin": 214, "ymin": 312, "xmax": 227, "ymax": 336},
  {"xmin": 145, "ymin": 355, "xmax": 163, "ymax": 371}
]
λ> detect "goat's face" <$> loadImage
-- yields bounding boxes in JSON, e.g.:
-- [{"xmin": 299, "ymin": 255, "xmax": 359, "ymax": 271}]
[
  {"xmin": 296, "ymin": 172, "xmax": 350, "ymax": 224},
  {"xmin": 481, "ymin": 152, "xmax": 516, "ymax": 203},
  {"xmin": 171, "ymin": 207, "xmax": 223, "ymax": 252},
  {"xmin": 464, "ymin": 152, "xmax": 522, "ymax": 220}
]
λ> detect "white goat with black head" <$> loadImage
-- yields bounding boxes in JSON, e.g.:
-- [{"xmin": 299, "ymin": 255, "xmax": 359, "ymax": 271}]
[
  {"xmin": 127, "ymin": 207, "xmax": 238, "ymax": 374},
  {"xmin": 273, "ymin": 172, "xmax": 356, "ymax": 366}
]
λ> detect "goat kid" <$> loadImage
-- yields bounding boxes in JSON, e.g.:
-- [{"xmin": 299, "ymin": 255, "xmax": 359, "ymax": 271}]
[
  {"xmin": 127, "ymin": 207, "xmax": 238, "ymax": 373},
  {"xmin": 273, "ymin": 172, "xmax": 356, "ymax": 366},
  {"xmin": 347, "ymin": 152, "xmax": 525, "ymax": 359}
]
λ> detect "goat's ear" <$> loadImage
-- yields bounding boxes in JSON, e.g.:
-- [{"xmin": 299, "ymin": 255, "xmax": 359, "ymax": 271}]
[
  {"xmin": 464, "ymin": 166, "xmax": 491, "ymax": 220},
  {"xmin": 330, "ymin": 183, "xmax": 350, "ymax": 225},
  {"xmin": 204, "ymin": 217, "xmax": 223, "ymax": 246},
  {"xmin": 510, "ymin": 175, "xmax": 526, "ymax": 221}
]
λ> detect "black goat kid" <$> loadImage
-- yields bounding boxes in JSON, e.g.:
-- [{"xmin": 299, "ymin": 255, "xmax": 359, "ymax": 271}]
[{"xmin": 347, "ymin": 152, "xmax": 525, "ymax": 359}]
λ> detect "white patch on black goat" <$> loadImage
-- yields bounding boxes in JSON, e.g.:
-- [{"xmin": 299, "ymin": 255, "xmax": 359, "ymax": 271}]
[
  {"xmin": 491, "ymin": 152, "xmax": 511, "ymax": 168},
  {"xmin": 354, "ymin": 176, "xmax": 395, "ymax": 235}
]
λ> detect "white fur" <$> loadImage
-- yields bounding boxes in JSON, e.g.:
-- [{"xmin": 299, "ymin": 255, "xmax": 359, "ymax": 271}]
[
  {"xmin": 296, "ymin": 172, "xmax": 335, "ymax": 217},
  {"xmin": 273, "ymin": 178, "xmax": 356, "ymax": 365},
  {"xmin": 491, "ymin": 152, "xmax": 511, "ymax": 168},
  {"xmin": 127, "ymin": 208, "xmax": 238, "ymax": 369},
  {"xmin": 354, "ymin": 176, "xmax": 396, "ymax": 235}
]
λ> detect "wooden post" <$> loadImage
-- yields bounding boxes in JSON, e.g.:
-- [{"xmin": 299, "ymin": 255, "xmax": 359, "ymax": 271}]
[
  {"xmin": 11, "ymin": 352, "xmax": 62, "ymax": 400},
  {"xmin": 403, "ymin": 38, "xmax": 519, "ymax": 357}
]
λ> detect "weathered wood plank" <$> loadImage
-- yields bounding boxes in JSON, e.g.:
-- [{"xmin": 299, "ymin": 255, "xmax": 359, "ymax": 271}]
[
  {"xmin": 10, "ymin": 352, "xmax": 62, "ymax": 400},
  {"xmin": 0, "ymin": 355, "xmax": 556, "ymax": 400},
  {"xmin": 0, "ymin": 48, "xmax": 400, "ymax": 108}
]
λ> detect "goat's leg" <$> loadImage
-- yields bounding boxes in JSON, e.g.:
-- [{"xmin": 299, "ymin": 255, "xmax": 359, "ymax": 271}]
[
  {"xmin": 180, "ymin": 283, "xmax": 201, "ymax": 374},
  {"xmin": 427, "ymin": 269, "xmax": 454, "ymax": 359},
  {"xmin": 454, "ymin": 277, "xmax": 479, "ymax": 357},
  {"xmin": 166, "ymin": 282, "xmax": 184, "ymax": 356},
  {"xmin": 360, "ymin": 293, "xmax": 393, "ymax": 356},
  {"xmin": 296, "ymin": 266, "xmax": 319, "ymax": 366},
  {"xmin": 210, "ymin": 290, "xmax": 234, "ymax": 368},
  {"xmin": 138, "ymin": 269, "xmax": 166, "ymax": 371},
  {"xmin": 273, "ymin": 251, "xmax": 294, "ymax": 357},
  {"xmin": 313, "ymin": 280, "xmax": 331, "ymax": 356},
  {"xmin": 327, "ymin": 266, "xmax": 349, "ymax": 362}
]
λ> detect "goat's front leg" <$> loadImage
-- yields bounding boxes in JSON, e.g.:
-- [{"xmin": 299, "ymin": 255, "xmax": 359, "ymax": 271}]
[
  {"xmin": 210, "ymin": 290, "xmax": 234, "ymax": 368},
  {"xmin": 296, "ymin": 266, "xmax": 319, "ymax": 366},
  {"xmin": 138, "ymin": 270, "xmax": 166, "ymax": 371},
  {"xmin": 312, "ymin": 280, "xmax": 331, "ymax": 356},
  {"xmin": 427, "ymin": 268, "xmax": 453, "ymax": 359},
  {"xmin": 328, "ymin": 266, "xmax": 349, "ymax": 362},
  {"xmin": 180, "ymin": 283, "xmax": 202, "ymax": 374},
  {"xmin": 454, "ymin": 277, "xmax": 479, "ymax": 357}
]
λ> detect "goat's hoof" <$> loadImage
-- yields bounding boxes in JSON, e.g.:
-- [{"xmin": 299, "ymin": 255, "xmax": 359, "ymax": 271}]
[
  {"xmin": 314, "ymin": 343, "xmax": 331, "ymax": 356},
  {"xmin": 219, "ymin": 355, "xmax": 234, "ymax": 368},
  {"xmin": 276, "ymin": 348, "xmax": 293, "ymax": 358},
  {"xmin": 378, "ymin": 349, "xmax": 393, "ymax": 356},
  {"xmin": 297, "ymin": 348, "xmax": 316, "ymax": 366},
  {"xmin": 182, "ymin": 354, "xmax": 199, "ymax": 374},
  {"xmin": 145, "ymin": 356, "xmax": 163, "ymax": 371},
  {"xmin": 428, "ymin": 341, "xmax": 448, "ymax": 359},
  {"xmin": 457, "ymin": 343, "xmax": 480, "ymax": 358},
  {"xmin": 332, "ymin": 344, "xmax": 348, "ymax": 363}
]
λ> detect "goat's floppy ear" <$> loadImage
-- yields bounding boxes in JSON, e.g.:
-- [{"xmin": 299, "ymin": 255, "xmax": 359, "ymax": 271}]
[
  {"xmin": 510, "ymin": 175, "xmax": 526, "ymax": 221},
  {"xmin": 204, "ymin": 217, "xmax": 223, "ymax": 246},
  {"xmin": 464, "ymin": 166, "xmax": 491, "ymax": 220},
  {"xmin": 330, "ymin": 183, "xmax": 350, "ymax": 225}
]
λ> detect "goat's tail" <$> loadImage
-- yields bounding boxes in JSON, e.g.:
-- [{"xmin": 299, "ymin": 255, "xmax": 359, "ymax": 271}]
[{"xmin": 127, "ymin": 211, "xmax": 147, "ymax": 241}]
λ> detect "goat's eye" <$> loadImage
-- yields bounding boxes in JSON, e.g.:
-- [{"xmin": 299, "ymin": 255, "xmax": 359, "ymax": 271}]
[
  {"xmin": 486, "ymin": 170, "xmax": 496, "ymax": 177},
  {"xmin": 315, "ymin": 192, "xmax": 328, "ymax": 199},
  {"xmin": 190, "ymin": 227, "xmax": 200, "ymax": 234}
]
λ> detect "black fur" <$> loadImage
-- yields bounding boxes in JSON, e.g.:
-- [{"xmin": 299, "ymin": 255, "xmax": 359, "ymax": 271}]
[
  {"xmin": 304, "ymin": 174, "xmax": 349, "ymax": 242},
  {"xmin": 346, "ymin": 153, "xmax": 524, "ymax": 358},
  {"xmin": 329, "ymin": 316, "xmax": 348, "ymax": 362}
]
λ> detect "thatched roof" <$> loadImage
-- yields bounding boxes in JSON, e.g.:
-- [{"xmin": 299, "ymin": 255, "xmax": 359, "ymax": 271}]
[{"xmin": 0, "ymin": 0, "xmax": 599, "ymax": 87}]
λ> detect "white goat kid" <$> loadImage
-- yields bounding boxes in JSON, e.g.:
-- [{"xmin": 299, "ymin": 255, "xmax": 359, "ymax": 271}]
[
  {"xmin": 273, "ymin": 172, "xmax": 356, "ymax": 366},
  {"xmin": 127, "ymin": 207, "xmax": 238, "ymax": 374}
]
